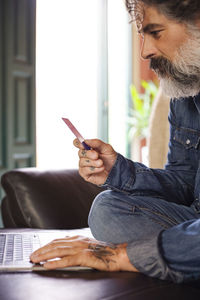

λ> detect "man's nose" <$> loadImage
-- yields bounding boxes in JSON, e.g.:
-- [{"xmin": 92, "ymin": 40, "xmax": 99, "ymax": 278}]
[{"xmin": 141, "ymin": 37, "xmax": 157, "ymax": 60}]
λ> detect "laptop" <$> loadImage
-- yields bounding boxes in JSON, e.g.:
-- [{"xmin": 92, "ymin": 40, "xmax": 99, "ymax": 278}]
[{"xmin": 0, "ymin": 228, "xmax": 93, "ymax": 272}]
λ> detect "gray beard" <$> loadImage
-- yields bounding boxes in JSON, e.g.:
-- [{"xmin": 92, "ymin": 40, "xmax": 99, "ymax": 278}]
[
  {"xmin": 159, "ymin": 76, "xmax": 200, "ymax": 99},
  {"xmin": 151, "ymin": 26, "xmax": 200, "ymax": 99}
]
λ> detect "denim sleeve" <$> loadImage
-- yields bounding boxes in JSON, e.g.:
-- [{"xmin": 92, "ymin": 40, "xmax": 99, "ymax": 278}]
[
  {"xmin": 102, "ymin": 152, "xmax": 194, "ymax": 206},
  {"xmin": 102, "ymin": 99, "xmax": 196, "ymax": 206},
  {"xmin": 126, "ymin": 232, "xmax": 186, "ymax": 283},
  {"xmin": 160, "ymin": 219, "xmax": 200, "ymax": 281},
  {"xmin": 126, "ymin": 224, "xmax": 200, "ymax": 283}
]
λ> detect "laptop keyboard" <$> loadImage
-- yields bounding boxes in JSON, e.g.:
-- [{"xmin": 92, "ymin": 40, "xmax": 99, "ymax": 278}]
[{"xmin": 0, "ymin": 234, "xmax": 40, "ymax": 265}]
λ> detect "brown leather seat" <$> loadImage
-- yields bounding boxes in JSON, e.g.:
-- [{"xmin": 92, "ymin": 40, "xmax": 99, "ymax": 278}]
[{"xmin": 1, "ymin": 168, "xmax": 104, "ymax": 229}]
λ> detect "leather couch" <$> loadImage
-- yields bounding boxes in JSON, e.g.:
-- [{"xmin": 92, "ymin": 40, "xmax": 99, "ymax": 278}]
[
  {"xmin": 1, "ymin": 168, "xmax": 103, "ymax": 229},
  {"xmin": 1, "ymin": 168, "xmax": 200, "ymax": 299}
]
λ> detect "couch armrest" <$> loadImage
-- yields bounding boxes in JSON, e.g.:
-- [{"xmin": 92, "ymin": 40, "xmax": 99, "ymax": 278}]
[{"xmin": 1, "ymin": 168, "xmax": 104, "ymax": 229}]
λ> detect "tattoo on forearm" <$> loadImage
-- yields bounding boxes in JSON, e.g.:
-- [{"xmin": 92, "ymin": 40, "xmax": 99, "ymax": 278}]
[{"xmin": 88, "ymin": 244, "xmax": 117, "ymax": 269}]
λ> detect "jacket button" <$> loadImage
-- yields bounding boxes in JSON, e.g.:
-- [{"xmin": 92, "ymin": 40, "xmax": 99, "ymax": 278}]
[{"xmin": 186, "ymin": 139, "xmax": 191, "ymax": 145}]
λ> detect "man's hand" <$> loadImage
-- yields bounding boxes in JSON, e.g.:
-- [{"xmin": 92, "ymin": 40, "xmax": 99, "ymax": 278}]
[
  {"xmin": 30, "ymin": 236, "xmax": 138, "ymax": 272},
  {"xmin": 73, "ymin": 138, "xmax": 117, "ymax": 185}
]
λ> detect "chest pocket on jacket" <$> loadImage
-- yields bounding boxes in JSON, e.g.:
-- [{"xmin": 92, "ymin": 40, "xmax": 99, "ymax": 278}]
[{"xmin": 173, "ymin": 127, "xmax": 200, "ymax": 150}]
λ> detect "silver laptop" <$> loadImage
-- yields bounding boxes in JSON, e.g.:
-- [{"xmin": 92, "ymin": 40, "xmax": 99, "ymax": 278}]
[{"xmin": 0, "ymin": 229, "xmax": 93, "ymax": 272}]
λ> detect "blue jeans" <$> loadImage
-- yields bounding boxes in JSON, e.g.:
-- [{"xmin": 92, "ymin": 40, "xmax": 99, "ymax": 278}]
[{"xmin": 88, "ymin": 190, "xmax": 200, "ymax": 283}]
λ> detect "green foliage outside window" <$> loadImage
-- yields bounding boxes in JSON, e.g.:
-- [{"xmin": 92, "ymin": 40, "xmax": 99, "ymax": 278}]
[{"xmin": 127, "ymin": 80, "xmax": 159, "ymax": 141}]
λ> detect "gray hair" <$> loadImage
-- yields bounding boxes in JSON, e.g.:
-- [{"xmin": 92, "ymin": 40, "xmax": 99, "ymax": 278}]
[{"xmin": 125, "ymin": 0, "xmax": 200, "ymax": 24}]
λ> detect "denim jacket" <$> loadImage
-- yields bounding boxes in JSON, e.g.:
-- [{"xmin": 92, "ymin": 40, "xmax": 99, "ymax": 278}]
[{"xmin": 103, "ymin": 92, "xmax": 200, "ymax": 282}]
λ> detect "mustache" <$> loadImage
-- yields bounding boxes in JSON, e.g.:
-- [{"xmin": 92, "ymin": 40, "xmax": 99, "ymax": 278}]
[
  {"xmin": 150, "ymin": 57, "xmax": 176, "ymax": 77},
  {"xmin": 150, "ymin": 56, "xmax": 196, "ymax": 84}
]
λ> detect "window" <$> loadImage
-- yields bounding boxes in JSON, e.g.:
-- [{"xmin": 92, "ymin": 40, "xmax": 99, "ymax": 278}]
[
  {"xmin": 107, "ymin": 0, "xmax": 132, "ymax": 156},
  {"xmin": 36, "ymin": 0, "xmax": 132, "ymax": 169}
]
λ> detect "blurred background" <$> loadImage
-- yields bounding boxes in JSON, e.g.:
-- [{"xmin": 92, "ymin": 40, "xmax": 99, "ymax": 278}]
[{"xmin": 0, "ymin": 0, "xmax": 158, "ymax": 226}]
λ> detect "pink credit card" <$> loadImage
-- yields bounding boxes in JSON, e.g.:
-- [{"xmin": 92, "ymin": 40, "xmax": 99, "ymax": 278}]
[{"xmin": 62, "ymin": 118, "xmax": 91, "ymax": 150}]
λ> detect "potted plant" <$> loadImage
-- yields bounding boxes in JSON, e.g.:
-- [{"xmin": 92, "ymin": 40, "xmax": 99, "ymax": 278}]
[{"xmin": 127, "ymin": 80, "xmax": 158, "ymax": 163}]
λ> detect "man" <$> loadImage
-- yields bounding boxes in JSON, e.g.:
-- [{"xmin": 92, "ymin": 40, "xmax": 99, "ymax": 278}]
[{"xmin": 31, "ymin": 0, "xmax": 200, "ymax": 283}]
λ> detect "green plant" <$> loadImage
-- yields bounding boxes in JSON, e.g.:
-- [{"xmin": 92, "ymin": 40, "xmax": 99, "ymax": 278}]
[{"xmin": 127, "ymin": 80, "xmax": 158, "ymax": 141}]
